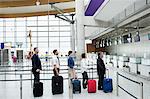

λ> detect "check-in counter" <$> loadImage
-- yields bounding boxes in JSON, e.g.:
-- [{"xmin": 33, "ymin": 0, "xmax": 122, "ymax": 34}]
[
  {"xmin": 112, "ymin": 55, "xmax": 118, "ymax": 67},
  {"xmin": 103, "ymin": 55, "xmax": 107, "ymax": 64},
  {"xmin": 106, "ymin": 55, "xmax": 111, "ymax": 64},
  {"xmin": 118, "ymin": 56, "xmax": 129, "ymax": 69},
  {"xmin": 129, "ymin": 57, "xmax": 141, "ymax": 74},
  {"xmin": 138, "ymin": 58, "xmax": 150, "ymax": 77}
]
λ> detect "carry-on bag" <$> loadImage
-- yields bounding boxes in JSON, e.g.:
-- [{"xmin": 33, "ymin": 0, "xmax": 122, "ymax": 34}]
[
  {"xmin": 87, "ymin": 67, "xmax": 96, "ymax": 93},
  {"xmin": 52, "ymin": 76, "xmax": 63, "ymax": 95},
  {"xmin": 72, "ymin": 78, "xmax": 81, "ymax": 94},
  {"xmin": 103, "ymin": 69, "xmax": 113, "ymax": 93},
  {"xmin": 33, "ymin": 82, "xmax": 43, "ymax": 97}
]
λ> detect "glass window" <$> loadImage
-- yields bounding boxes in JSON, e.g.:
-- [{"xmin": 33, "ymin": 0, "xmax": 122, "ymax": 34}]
[
  {"xmin": 28, "ymin": 32, "xmax": 37, "ymax": 37},
  {"xmin": 49, "ymin": 27, "xmax": 59, "ymax": 31},
  {"xmin": 16, "ymin": 21, "xmax": 26, "ymax": 27},
  {"xmin": 0, "ymin": 27, "xmax": 3, "ymax": 31},
  {"xmin": 0, "ymin": 22, "xmax": 3, "ymax": 26},
  {"xmin": 38, "ymin": 16, "xmax": 48, "ymax": 20},
  {"xmin": 6, "ymin": 27, "xmax": 15, "ymax": 32},
  {"xmin": 16, "ymin": 37, "xmax": 26, "ymax": 43},
  {"xmin": 6, "ymin": 37, "xmax": 14, "ymax": 42},
  {"xmin": 49, "ymin": 21, "xmax": 59, "ymax": 25},
  {"xmin": 60, "ymin": 27, "xmax": 70, "ymax": 31},
  {"xmin": 60, "ymin": 32, "xmax": 70, "ymax": 36},
  {"xmin": 60, "ymin": 20, "xmax": 70, "ymax": 25},
  {"xmin": 27, "ymin": 43, "xmax": 37, "ymax": 48},
  {"xmin": 49, "ymin": 37, "xmax": 59, "ymax": 42},
  {"xmin": 38, "ymin": 27, "xmax": 48, "ymax": 31},
  {"xmin": 16, "ymin": 32, "xmax": 26, "ymax": 37},
  {"xmin": 27, "ymin": 21, "xmax": 37, "ymax": 26},
  {"xmin": 38, "ymin": 21, "xmax": 48, "ymax": 26},
  {"xmin": 38, "ymin": 43, "xmax": 48, "ymax": 48},
  {"xmin": 49, "ymin": 16, "xmax": 59, "ymax": 21},
  {"xmin": 38, "ymin": 37, "xmax": 48, "ymax": 42},
  {"xmin": 0, "ymin": 31, "xmax": 3, "ymax": 38},
  {"xmin": 5, "ymin": 22, "xmax": 14, "ymax": 27},
  {"xmin": 27, "ymin": 27, "xmax": 37, "ymax": 32},
  {"xmin": 60, "ymin": 37, "xmax": 70, "ymax": 42},
  {"xmin": 49, "ymin": 32, "xmax": 59, "ymax": 36},
  {"xmin": 38, "ymin": 32, "xmax": 48, "ymax": 36},
  {"xmin": 0, "ymin": 37, "xmax": 3, "ymax": 42},
  {"xmin": 16, "ymin": 27, "xmax": 26, "ymax": 31},
  {"xmin": 27, "ymin": 37, "xmax": 37, "ymax": 43},
  {"xmin": 27, "ymin": 16, "xmax": 37, "ymax": 21},
  {"xmin": 5, "ymin": 31, "xmax": 14, "ymax": 37},
  {"xmin": 49, "ymin": 42, "xmax": 59, "ymax": 49}
]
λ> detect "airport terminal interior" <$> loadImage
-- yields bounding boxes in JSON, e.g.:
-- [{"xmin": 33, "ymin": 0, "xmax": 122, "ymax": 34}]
[{"xmin": 0, "ymin": 0, "xmax": 150, "ymax": 99}]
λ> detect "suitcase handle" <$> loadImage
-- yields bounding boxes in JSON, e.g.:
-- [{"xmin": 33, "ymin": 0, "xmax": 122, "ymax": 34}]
[
  {"xmin": 88, "ymin": 60, "xmax": 94, "ymax": 79},
  {"xmin": 105, "ymin": 69, "xmax": 109, "ymax": 78}
]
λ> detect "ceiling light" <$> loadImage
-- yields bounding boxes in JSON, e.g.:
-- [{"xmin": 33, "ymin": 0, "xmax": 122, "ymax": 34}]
[{"xmin": 36, "ymin": 0, "xmax": 40, "ymax": 6}]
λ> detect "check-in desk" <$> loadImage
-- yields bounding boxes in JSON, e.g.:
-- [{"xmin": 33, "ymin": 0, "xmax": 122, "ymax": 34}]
[
  {"xmin": 128, "ymin": 57, "xmax": 141, "ymax": 74},
  {"xmin": 138, "ymin": 58, "xmax": 150, "ymax": 77},
  {"xmin": 118, "ymin": 56, "xmax": 129, "ymax": 69},
  {"xmin": 112, "ymin": 55, "xmax": 118, "ymax": 67}
]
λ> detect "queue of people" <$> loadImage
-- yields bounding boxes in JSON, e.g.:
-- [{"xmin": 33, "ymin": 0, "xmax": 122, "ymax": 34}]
[{"xmin": 31, "ymin": 47, "xmax": 107, "ymax": 97}]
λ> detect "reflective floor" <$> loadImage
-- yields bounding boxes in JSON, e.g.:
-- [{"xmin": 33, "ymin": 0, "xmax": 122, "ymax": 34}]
[{"xmin": 0, "ymin": 58, "xmax": 150, "ymax": 99}]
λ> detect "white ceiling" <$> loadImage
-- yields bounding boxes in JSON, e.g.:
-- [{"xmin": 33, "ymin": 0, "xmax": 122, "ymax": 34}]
[
  {"xmin": 95, "ymin": 0, "xmax": 137, "ymax": 21},
  {"xmin": 0, "ymin": 1, "xmax": 75, "ymax": 14}
]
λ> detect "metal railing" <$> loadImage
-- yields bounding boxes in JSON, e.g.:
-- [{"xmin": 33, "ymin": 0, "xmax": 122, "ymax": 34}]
[{"xmin": 116, "ymin": 72, "xmax": 143, "ymax": 99}]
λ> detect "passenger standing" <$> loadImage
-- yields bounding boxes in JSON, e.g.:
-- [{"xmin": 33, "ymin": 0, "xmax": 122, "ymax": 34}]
[
  {"xmin": 52, "ymin": 49, "xmax": 60, "ymax": 76},
  {"xmin": 68, "ymin": 51, "xmax": 75, "ymax": 79},
  {"xmin": 81, "ymin": 53, "xmax": 88, "ymax": 89},
  {"xmin": 31, "ymin": 47, "xmax": 42, "ymax": 82},
  {"xmin": 97, "ymin": 52, "xmax": 106, "ymax": 90}
]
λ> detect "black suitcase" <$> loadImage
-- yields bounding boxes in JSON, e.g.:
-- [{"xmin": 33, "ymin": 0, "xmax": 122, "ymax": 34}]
[
  {"xmin": 52, "ymin": 76, "xmax": 63, "ymax": 95},
  {"xmin": 33, "ymin": 82, "xmax": 43, "ymax": 97}
]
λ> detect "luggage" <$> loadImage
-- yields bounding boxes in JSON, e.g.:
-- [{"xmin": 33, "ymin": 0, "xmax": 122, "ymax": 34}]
[
  {"xmin": 33, "ymin": 82, "xmax": 43, "ymax": 97},
  {"xmin": 103, "ymin": 69, "xmax": 113, "ymax": 93},
  {"xmin": 87, "ymin": 68, "xmax": 96, "ymax": 93},
  {"xmin": 52, "ymin": 76, "xmax": 63, "ymax": 95},
  {"xmin": 72, "ymin": 79, "xmax": 81, "ymax": 94}
]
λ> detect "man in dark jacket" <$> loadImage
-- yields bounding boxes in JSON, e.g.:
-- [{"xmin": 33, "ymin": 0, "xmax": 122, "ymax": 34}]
[
  {"xmin": 31, "ymin": 47, "xmax": 42, "ymax": 82},
  {"xmin": 97, "ymin": 52, "xmax": 106, "ymax": 90}
]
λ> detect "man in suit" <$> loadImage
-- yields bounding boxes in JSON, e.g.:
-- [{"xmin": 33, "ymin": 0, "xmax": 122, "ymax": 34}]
[
  {"xmin": 32, "ymin": 47, "xmax": 42, "ymax": 82},
  {"xmin": 97, "ymin": 52, "xmax": 106, "ymax": 90}
]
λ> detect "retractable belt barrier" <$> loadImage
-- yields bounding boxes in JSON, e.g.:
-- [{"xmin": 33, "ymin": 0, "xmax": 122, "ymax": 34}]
[{"xmin": 116, "ymin": 72, "xmax": 143, "ymax": 99}]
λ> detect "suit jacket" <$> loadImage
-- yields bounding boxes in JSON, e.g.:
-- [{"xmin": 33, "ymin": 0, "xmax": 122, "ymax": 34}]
[
  {"xmin": 31, "ymin": 54, "xmax": 42, "ymax": 74},
  {"xmin": 97, "ymin": 58, "xmax": 106, "ymax": 75}
]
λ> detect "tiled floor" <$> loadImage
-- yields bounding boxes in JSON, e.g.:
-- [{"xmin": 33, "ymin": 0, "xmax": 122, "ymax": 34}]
[{"xmin": 0, "ymin": 58, "xmax": 150, "ymax": 99}]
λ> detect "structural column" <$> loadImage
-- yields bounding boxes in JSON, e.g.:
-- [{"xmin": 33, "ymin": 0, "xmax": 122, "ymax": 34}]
[
  {"xmin": 76, "ymin": 0, "xmax": 85, "ymax": 58},
  {"xmin": 70, "ymin": 23, "xmax": 75, "ymax": 52}
]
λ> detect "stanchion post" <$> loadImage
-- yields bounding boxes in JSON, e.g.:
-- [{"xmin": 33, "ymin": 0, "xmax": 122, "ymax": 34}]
[
  {"xmin": 20, "ymin": 74, "xmax": 22, "ymax": 99},
  {"xmin": 31, "ymin": 72, "xmax": 33, "ymax": 88},
  {"xmin": 116, "ymin": 72, "xmax": 119, "ymax": 96},
  {"xmin": 140, "ymin": 82, "xmax": 143, "ymax": 99},
  {"xmin": 68, "ymin": 68, "xmax": 73, "ymax": 99}
]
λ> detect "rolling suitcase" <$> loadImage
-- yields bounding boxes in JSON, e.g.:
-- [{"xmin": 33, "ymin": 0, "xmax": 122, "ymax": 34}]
[
  {"xmin": 87, "ymin": 68, "xmax": 96, "ymax": 93},
  {"xmin": 33, "ymin": 82, "xmax": 43, "ymax": 97},
  {"xmin": 52, "ymin": 76, "xmax": 63, "ymax": 95},
  {"xmin": 103, "ymin": 69, "xmax": 113, "ymax": 93},
  {"xmin": 72, "ymin": 79, "xmax": 81, "ymax": 94}
]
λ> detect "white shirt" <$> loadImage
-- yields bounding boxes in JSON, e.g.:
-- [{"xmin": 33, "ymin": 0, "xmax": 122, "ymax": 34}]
[
  {"xmin": 80, "ymin": 58, "xmax": 88, "ymax": 73},
  {"xmin": 51, "ymin": 55, "xmax": 60, "ymax": 68}
]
